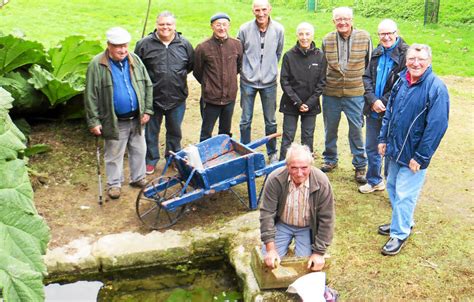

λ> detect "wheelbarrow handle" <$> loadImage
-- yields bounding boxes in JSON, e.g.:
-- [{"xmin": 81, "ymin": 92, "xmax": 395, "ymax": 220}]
[{"xmin": 245, "ymin": 133, "xmax": 281, "ymax": 150}]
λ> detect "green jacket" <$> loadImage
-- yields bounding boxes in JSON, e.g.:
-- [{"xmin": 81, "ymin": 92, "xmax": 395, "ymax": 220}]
[{"xmin": 84, "ymin": 50, "xmax": 154, "ymax": 140}]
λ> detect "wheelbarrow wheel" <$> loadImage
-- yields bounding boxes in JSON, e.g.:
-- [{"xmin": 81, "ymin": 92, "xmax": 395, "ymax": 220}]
[{"xmin": 136, "ymin": 176, "xmax": 188, "ymax": 230}]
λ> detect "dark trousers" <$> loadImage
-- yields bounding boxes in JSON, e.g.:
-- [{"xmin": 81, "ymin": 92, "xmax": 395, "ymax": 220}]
[
  {"xmin": 145, "ymin": 103, "xmax": 185, "ymax": 166},
  {"xmin": 279, "ymin": 113, "xmax": 316, "ymax": 161},
  {"xmin": 199, "ymin": 101, "xmax": 235, "ymax": 142}
]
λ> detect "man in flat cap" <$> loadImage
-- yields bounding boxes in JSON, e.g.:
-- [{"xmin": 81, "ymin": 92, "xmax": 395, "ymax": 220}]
[
  {"xmin": 84, "ymin": 27, "xmax": 154, "ymax": 199},
  {"xmin": 193, "ymin": 13, "xmax": 243, "ymax": 141}
]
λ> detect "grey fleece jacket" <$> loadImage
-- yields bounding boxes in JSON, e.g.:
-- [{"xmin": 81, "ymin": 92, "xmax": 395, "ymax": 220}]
[
  {"xmin": 260, "ymin": 166, "xmax": 335, "ymax": 255},
  {"xmin": 237, "ymin": 17, "xmax": 284, "ymax": 88}
]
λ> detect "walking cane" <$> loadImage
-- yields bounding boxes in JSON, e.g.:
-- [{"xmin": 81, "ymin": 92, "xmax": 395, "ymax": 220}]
[{"xmin": 96, "ymin": 136, "xmax": 103, "ymax": 206}]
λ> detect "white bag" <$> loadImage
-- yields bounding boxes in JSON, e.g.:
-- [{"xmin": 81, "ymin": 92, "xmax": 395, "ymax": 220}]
[{"xmin": 183, "ymin": 145, "xmax": 204, "ymax": 171}]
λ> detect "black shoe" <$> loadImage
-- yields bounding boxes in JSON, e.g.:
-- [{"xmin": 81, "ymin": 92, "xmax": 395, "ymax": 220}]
[
  {"xmin": 130, "ymin": 178, "xmax": 147, "ymax": 188},
  {"xmin": 321, "ymin": 162, "xmax": 337, "ymax": 173},
  {"xmin": 378, "ymin": 224, "xmax": 413, "ymax": 236},
  {"xmin": 378, "ymin": 223, "xmax": 391, "ymax": 236},
  {"xmin": 355, "ymin": 168, "xmax": 367, "ymax": 184},
  {"xmin": 381, "ymin": 237, "xmax": 407, "ymax": 256}
]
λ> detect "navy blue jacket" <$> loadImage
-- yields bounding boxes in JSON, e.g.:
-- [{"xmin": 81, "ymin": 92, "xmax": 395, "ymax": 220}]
[
  {"xmin": 379, "ymin": 66, "xmax": 449, "ymax": 169},
  {"xmin": 363, "ymin": 37, "xmax": 409, "ymax": 116}
]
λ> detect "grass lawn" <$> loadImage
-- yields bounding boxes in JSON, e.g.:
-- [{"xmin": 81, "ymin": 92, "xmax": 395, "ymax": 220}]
[
  {"xmin": 1, "ymin": 0, "xmax": 473, "ymax": 76},
  {"xmin": 2, "ymin": 0, "xmax": 473, "ymax": 300}
]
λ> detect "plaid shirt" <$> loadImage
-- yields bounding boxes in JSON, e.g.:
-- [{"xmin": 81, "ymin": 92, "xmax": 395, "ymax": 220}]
[{"xmin": 280, "ymin": 176, "xmax": 311, "ymax": 227}]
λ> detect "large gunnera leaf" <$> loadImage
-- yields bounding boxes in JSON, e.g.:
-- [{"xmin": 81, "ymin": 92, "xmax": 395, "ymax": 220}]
[
  {"xmin": 0, "ymin": 252, "xmax": 45, "ymax": 302},
  {"xmin": 0, "ymin": 71, "xmax": 47, "ymax": 114},
  {"xmin": 0, "ymin": 88, "xmax": 51, "ymax": 301},
  {"xmin": 28, "ymin": 64, "xmax": 83, "ymax": 106},
  {"xmin": 0, "ymin": 35, "xmax": 48, "ymax": 75},
  {"xmin": 0, "ymin": 88, "xmax": 25, "ymax": 160},
  {"xmin": 48, "ymin": 35, "xmax": 102, "ymax": 80}
]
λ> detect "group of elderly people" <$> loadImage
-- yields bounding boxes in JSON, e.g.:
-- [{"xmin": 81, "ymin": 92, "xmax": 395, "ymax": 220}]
[{"xmin": 84, "ymin": 0, "xmax": 450, "ymax": 268}]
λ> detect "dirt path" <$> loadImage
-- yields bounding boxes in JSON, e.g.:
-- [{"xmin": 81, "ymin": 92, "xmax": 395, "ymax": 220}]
[{"xmin": 30, "ymin": 76, "xmax": 474, "ymax": 249}]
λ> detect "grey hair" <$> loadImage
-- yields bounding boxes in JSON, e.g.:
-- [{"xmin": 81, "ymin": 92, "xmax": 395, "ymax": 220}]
[
  {"xmin": 296, "ymin": 22, "xmax": 314, "ymax": 36},
  {"xmin": 333, "ymin": 7, "xmax": 353, "ymax": 19},
  {"xmin": 157, "ymin": 11, "xmax": 176, "ymax": 22},
  {"xmin": 408, "ymin": 43, "xmax": 432, "ymax": 58},
  {"xmin": 285, "ymin": 143, "xmax": 314, "ymax": 165},
  {"xmin": 378, "ymin": 19, "xmax": 397, "ymax": 32}
]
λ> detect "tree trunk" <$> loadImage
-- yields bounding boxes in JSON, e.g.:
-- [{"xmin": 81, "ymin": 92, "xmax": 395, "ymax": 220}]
[{"xmin": 424, "ymin": 0, "xmax": 441, "ymax": 24}]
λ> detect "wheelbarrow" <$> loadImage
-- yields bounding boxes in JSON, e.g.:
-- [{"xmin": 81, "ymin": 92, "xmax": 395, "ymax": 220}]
[{"xmin": 136, "ymin": 134, "xmax": 285, "ymax": 230}]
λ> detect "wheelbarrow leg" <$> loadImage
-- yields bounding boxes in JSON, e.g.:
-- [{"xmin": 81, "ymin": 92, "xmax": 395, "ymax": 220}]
[{"xmin": 246, "ymin": 157, "xmax": 258, "ymax": 209}]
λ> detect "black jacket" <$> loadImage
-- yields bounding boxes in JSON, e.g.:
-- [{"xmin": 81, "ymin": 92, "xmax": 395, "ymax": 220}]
[
  {"xmin": 134, "ymin": 31, "xmax": 194, "ymax": 110},
  {"xmin": 279, "ymin": 42, "xmax": 327, "ymax": 116},
  {"xmin": 362, "ymin": 37, "xmax": 409, "ymax": 116}
]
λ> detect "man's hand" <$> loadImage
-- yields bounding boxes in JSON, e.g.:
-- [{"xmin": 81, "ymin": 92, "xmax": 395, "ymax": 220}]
[
  {"xmin": 409, "ymin": 158, "xmax": 421, "ymax": 173},
  {"xmin": 141, "ymin": 113, "xmax": 150, "ymax": 125},
  {"xmin": 378, "ymin": 143, "xmax": 386, "ymax": 156},
  {"xmin": 299, "ymin": 104, "xmax": 309, "ymax": 113},
  {"xmin": 371, "ymin": 99, "xmax": 386, "ymax": 113},
  {"xmin": 89, "ymin": 125, "xmax": 102, "ymax": 136},
  {"xmin": 307, "ymin": 253, "xmax": 325, "ymax": 271},
  {"xmin": 263, "ymin": 242, "xmax": 280, "ymax": 269}
]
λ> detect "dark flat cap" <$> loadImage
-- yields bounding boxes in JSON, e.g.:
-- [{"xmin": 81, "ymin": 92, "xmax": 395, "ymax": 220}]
[{"xmin": 210, "ymin": 12, "xmax": 230, "ymax": 23}]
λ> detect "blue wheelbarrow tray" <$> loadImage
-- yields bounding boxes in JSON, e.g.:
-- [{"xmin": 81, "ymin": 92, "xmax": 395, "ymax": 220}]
[{"xmin": 145, "ymin": 134, "xmax": 284, "ymax": 211}]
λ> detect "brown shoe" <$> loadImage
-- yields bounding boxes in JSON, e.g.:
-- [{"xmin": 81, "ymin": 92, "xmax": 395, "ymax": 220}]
[
  {"xmin": 107, "ymin": 187, "xmax": 121, "ymax": 199},
  {"xmin": 320, "ymin": 162, "xmax": 337, "ymax": 173},
  {"xmin": 355, "ymin": 168, "xmax": 367, "ymax": 184},
  {"xmin": 130, "ymin": 178, "xmax": 147, "ymax": 188}
]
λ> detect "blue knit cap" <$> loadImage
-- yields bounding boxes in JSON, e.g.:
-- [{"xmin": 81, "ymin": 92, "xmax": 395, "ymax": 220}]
[{"xmin": 210, "ymin": 12, "xmax": 230, "ymax": 24}]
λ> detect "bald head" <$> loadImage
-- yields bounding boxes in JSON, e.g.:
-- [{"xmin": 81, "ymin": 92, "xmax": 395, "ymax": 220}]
[
  {"xmin": 253, "ymin": 0, "xmax": 271, "ymax": 8},
  {"xmin": 378, "ymin": 19, "xmax": 397, "ymax": 32}
]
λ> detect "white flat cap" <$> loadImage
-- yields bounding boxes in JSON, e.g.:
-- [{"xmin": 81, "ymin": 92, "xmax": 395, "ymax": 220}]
[{"xmin": 106, "ymin": 27, "xmax": 131, "ymax": 44}]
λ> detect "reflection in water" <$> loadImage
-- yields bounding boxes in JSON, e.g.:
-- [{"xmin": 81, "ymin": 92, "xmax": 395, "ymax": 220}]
[{"xmin": 45, "ymin": 281, "xmax": 103, "ymax": 301}]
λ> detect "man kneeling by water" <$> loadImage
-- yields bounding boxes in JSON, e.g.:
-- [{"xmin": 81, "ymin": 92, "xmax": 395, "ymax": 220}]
[{"xmin": 260, "ymin": 143, "xmax": 335, "ymax": 271}]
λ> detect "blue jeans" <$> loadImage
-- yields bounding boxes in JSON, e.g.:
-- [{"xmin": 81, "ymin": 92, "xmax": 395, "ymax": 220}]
[
  {"xmin": 280, "ymin": 114, "xmax": 316, "ymax": 161},
  {"xmin": 199, "ymin": 101, "xmax": 235, "ymax": 142},
  {"xmin": 366, "ymin": 116, "xmax": 383, "ymax": 186},
  {"xmin": 386, "ymin": 160, "xmax": 427, "ymax": 240},
  {"xmin": 262, "ymin": 222, "xmax": 312, "ymax": 257},
  {"xmin": 239, "ymin": 83, "xmax": 277, "ymax": 156},
  {"xmin": 322, "ymin": 95, "xmax": 367, "ymax": 169},
  {"xmin": 145, "ymin": 103, "xmax": 185, "ymax": 166}
]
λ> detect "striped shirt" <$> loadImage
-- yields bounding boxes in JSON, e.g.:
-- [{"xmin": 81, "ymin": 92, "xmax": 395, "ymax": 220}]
[{"xmin": 280, "ymin": 177, "xmax": 310, "ymax": 227}]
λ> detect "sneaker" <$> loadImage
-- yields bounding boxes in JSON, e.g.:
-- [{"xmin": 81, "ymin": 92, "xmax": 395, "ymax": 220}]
[
  {"xmin": 358, "ymin": 181, "xmax": 385, "ymax": 194},
  {"xmin": 268, "ymin": 153, "xmax": 279, "ymax": 164},
  {"xmin": 130, "ymin": 178, "xmax": 147, "ymax": 188},
  {"xmin": 146, "ymin": 164, "xmax": 155, "ymax": 175},
  {"xmin": 320, "ymin": 162, "xmax": 337, "ymax": 173},
  {"xmin": 355, "ymin": 168, "xmax": 367, "ymax": 184},
  {"xmin": 107, "ymin": 187, "xmax": 121, "ymax": 199}
]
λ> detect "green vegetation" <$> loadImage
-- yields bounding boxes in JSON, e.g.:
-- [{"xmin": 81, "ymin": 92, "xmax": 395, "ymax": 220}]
[
  {"xmin": 0, "ymin": 1, "xmax": 472, "ymax": 301},
  {"xmin": 0, "ymin": 88, "xmax": 51, "ymax": 301},
  {"xmin": 0, "ymin": 34, "xmax": 102, "ymax": 118},
  {"xmin": 0, "ymin": 0, "xmax": 472, "ymax": 76}
]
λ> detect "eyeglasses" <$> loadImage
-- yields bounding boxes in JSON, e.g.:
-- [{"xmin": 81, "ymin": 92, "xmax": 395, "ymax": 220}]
[
  {"xmin": 334, "ymin": 17, "xmax": 352, "ymax": 23},
  {"xmin": 407, "ymin": 57, "xmax": 429, "ymax": 63},
  {"xmin": 378, "ymin": 31, "xmax": 396, "ymax": 37}
]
